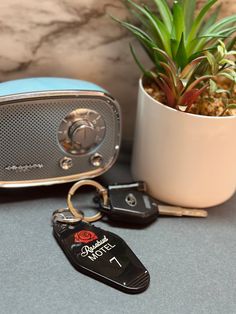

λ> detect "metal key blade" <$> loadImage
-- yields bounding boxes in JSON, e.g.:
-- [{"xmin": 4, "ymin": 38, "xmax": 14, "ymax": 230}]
[{"xmin": 158, "ymin": 205, "xmax": 208, "ymax": 217}]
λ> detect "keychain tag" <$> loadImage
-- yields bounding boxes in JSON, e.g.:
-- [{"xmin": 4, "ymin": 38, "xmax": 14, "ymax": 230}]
[{"xmin": 53, "ymin": 212, "xmax": 150, "ymax": 294}]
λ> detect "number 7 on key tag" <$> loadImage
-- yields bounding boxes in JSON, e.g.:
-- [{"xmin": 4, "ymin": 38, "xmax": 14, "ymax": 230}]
[{"xmin": 110, "ymin": 256, "xmax": 122, "ymax": 268}]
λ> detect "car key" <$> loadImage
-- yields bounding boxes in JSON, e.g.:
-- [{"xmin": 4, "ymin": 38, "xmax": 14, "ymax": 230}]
[
  {"xmin": 98, "ymin": 182, "xmax": 208, "ymax": 224},
  {"xmin": 67, "ymin": 180, "xmax": 208, "ymax": 225},
  {"xmin": 52, "ymin": 208, "xmax": 150, "ymax": 294}
]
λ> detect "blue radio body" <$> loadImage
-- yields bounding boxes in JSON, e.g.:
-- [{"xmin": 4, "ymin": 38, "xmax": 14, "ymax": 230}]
[{"xmin": 0, "ymin": 77, "xmax": 106, "ymax": 96}]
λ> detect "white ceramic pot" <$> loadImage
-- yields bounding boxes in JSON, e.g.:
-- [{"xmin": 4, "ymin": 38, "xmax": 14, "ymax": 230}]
[{"xmin": 131, "ymin": 78, "xmax": 236, "ymax": 208}]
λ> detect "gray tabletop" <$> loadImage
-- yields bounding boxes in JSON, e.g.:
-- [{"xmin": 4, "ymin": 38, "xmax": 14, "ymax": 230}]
[{"xmin": 0, "ymin": 153, "xmax": 235, "ymax": 314}]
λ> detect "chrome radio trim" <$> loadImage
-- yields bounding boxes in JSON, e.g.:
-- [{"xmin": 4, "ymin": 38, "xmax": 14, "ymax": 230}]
[{"xmin": 0, "ymin": 90, "xmax": 121, "ymax": 187}]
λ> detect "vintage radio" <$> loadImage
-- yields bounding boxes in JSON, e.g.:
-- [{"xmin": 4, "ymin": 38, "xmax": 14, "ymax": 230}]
[{"xmin": 0, "ymin": 77, "xmax": 121, "ymax": 187}]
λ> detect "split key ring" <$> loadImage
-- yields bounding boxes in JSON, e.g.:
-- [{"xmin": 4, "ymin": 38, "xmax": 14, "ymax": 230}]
[{"xmin": 67, "ymin": 179, "xmax": 109, "ymax": 223}]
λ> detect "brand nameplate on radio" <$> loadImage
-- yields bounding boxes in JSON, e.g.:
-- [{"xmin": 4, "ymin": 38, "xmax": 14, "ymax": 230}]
[{"xmin": 5, "ymin": 164, "xmax": 44, "ymax": 172}]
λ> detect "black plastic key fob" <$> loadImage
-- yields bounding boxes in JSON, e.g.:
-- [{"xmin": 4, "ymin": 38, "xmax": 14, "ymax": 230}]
[
  {"xmin": 53, "ymin": 220, "xmax": 150, "ymax": 293},
  {"xmin": 99, "ymin": 182, "xmax": 159, "ymax": 224}
]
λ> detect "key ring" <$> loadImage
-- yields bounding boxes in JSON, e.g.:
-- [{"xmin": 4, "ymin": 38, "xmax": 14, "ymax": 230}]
[
  {"xmin": 67, "ymin": 179, "xmax": 109, "ymax": 223},
  {"xmin": 52, "ymin": 208, "xmax": 84, "ymax": 224}
]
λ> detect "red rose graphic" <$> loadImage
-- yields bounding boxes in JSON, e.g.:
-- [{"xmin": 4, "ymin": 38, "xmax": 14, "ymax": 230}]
[{"xmin": 74, "ymin": 230, "xmax": 98, "ymax": 244}]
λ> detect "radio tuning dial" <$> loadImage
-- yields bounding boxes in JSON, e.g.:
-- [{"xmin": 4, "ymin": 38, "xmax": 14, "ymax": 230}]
[
  {"xmin": 69, "ymin": 120, "xmax": 96, "ymax": 150},
  {"xmin": 58, "ymin": 109, "xmax": 106, "ymax": 155}
]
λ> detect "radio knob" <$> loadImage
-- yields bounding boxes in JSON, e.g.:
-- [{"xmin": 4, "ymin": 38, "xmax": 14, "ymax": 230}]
[
  {"xmin": 68, "ymin": 120, "xmax": 96, "ymax": 150},
  {"xmin": 58, "ymin": 109, "xmax": 106, "ymax": 155}
]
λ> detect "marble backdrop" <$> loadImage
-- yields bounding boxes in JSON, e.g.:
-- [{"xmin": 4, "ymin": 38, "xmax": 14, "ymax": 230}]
[{"xmin": 0, "ymin": 0, "xmax": 235, "ymax": 140}]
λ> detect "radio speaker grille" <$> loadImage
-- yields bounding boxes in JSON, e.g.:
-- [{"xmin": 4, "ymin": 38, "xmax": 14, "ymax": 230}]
[{"xmin": 0, "ymin": 96, "xmax": 119, "ymax": 183}]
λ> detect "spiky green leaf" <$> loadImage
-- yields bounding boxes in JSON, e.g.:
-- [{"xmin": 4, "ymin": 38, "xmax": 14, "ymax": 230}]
[
  {"xmin": 217, "ymin": 70, "xmax": 236, "ymax": 81},
  {"xmin": 187, "ymin": 0, "xmax": 217, "ymax": 46},
  {"xmin": 199, "ymin": 4, "xmax": 221, "ymax": 35},
  {"xmin": 215, "ymin": 89, "xmax": 231, "ymax": 94},
  {"xmin": 153, "ymin": 0, "xmax": 173, "ymax": 33},
  {"xmin": 219, "ymin": 59, "xmax": 235, "ymax": 66},
  {"xmin": 195, "ymin": 15, "xmax": 236, "ymax": 51},
  {"xmin": 144, "ymin": 6, "xmax": 172, "ymax": 56},
  {"xmin": 129, "ymin": 44, "xmax": 150, "ymax": 77},
  {"xmin": 226, "ymin": 36, "xmax": 236, "ymax": 51},
  {"xmin": 178, "ymin": 0, "xmax": 196, "ymax": 34},
  {"xmin": 209, "ymin": 79, "xmax": 218, "ymax": 93},
  {"xmin": 172, "ymin": 1, "xmax": 185, "ymax": 42},
  {"xmin": 175, "ymin": 34, "xmax": 188, "ymax": 69},
  {"xmin": 207, "ymin": 14, "xmax": 236, "ymax": 34},
  {"xmin": 126, "ymin": 0, "xmax": 172, "ymax": 55},
  {"xmin": 226, "ymin": 104, "xmax": 236, "ymax": 109},
  {"xmin": 205, "ymin": 50, "xmax": 218, "ymax": 74},
  {"xmin": 193, "ymin": 28, "xmax": 236, "ymax": 54}
]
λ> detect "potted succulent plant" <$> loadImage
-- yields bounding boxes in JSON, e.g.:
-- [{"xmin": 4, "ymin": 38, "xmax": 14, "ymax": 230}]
[{"xmin": 114, "ymin": 0, "xmax": 236, "ymax": 208}]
